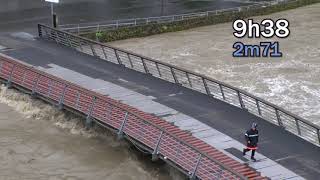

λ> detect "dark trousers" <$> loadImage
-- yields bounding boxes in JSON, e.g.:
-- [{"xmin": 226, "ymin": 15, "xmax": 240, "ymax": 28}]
[{"xmin": 244, "ymin": 148, "xmax": 256, "ymax": 158}]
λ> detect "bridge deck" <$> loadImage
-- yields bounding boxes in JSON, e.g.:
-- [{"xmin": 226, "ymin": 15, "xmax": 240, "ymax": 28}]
[{"xmin": 1, "ymin": 32, "xmax": 319, "ymax": 180}]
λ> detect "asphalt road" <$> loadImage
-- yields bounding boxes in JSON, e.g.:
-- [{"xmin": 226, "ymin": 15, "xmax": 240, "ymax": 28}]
[{"xmin": 0, "ymin": 0, "xmax": 252, "ymax": 34}]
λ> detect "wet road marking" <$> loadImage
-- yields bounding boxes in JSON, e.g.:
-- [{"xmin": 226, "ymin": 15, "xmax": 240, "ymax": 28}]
[
  {"xmin": 0, "ymin": 45, "xmax": 13, "ymax": 52},
  {"xmin": 275, "ymin": 155, "xmax": 301, "ymax": 162},
  {"xmin": 118, "ymin": 78, "xmax": 129, "ymax": 83},
  {"xmin": 10, "ymin": 32, "xmax": 35, "ymax": 41},
  {"xmin": 0, "ymin": 45, "xmax": 6, "ymax": 50}
]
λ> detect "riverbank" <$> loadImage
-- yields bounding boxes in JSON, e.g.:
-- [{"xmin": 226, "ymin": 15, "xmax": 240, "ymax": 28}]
[{"xmin": 82, "ymin": 0, "xmax": 320, "ymax": 42}]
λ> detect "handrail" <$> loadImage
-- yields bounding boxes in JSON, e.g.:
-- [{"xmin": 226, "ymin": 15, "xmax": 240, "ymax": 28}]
[
  {"xmin": 58, "ymin": 1, "xmax": 275, "ymax": 33},
  {"xmin": 38, "ymin": 23, "xmax": 320, "ymax": 147},
  {"xmin": 0, "ymin": 53, "xmax": 249, "ymax": 179},
  {"xmin": 58, "ymin": 0, "xmax": 296, "ymax": 34}
]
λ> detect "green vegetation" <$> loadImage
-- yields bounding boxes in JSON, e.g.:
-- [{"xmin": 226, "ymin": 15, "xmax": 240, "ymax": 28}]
[
  {"xmin": 95, "ymin": 31, "xmax": 103, "ymax": 41},
  {"xmin": 82, "ymin": 0, "xmax": 320, "ymax": 42}
]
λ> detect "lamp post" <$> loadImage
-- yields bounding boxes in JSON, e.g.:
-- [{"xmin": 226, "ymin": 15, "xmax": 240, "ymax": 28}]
[
  {"xmin": 45, "ymin": 0, "xmax": 59, "ymax": 28},
  {"xmin": 161, "ymin": 0, "xmax": 164, "ymax": 16}
]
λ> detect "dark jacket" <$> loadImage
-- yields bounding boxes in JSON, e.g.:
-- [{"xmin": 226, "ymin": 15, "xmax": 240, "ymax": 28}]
[{"xmin": 245, "ymin": 129, "xmax": 259, "ymax": 147}]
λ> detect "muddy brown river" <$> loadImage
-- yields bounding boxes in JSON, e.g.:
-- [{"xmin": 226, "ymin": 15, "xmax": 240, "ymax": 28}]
[
  {"xmin": 110, "ymin": 3, "xmax": 320, "ymax": 125},
  {"xmin": 0, "ymin": 86, "xmax": 183, "ymax": 180}
]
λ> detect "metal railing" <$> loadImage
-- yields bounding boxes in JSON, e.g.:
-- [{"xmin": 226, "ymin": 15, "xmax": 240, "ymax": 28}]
[
  {"xmin": 59, "ymin": 1, "xmax": 276, "ymax": 34},
  {"xmin": 38, "ymin": 24, "xmax": 320, "ymax": 147},
  {"xmin": 0, "ymin": 53, "xmax": 250, "ymax": 180},
  {"xmin": 59, "ymin": 0, "xmax": 299, "ymax": 34}
]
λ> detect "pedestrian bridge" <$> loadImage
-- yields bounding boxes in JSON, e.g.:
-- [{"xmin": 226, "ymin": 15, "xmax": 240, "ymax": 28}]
[{"xmin": 0, "ymin": 24, "xmax": 319, "ymax": 180}]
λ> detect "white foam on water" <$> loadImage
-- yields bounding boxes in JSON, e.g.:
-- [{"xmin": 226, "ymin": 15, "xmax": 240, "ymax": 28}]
[
  {"xmin": 0, "ymin": 85, "xmax": 99, "ymax": 138},
  {"xmin": 110, "ymin": 4, "xmax": 320, "ymax": 127},
  {"xmin": 0, "ymin": 85, "xmax": 184, "ymax": 180}
]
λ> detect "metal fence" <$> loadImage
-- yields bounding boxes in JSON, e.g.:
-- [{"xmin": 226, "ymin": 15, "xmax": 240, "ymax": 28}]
[
  {"xmin": 0, "ymin": 53, "xmax": 253, "ymax": 180},
  {"xmin": 58, "ymin": 1, "xmax": 276, "ymax": 34},
  {"xmin": 38, "ymin": 24, "xmax": 320, "ymax": 147}
]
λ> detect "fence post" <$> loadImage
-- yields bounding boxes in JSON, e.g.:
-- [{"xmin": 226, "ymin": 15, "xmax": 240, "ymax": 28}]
[
  {"xmin": 141, "ymin": 58, "xmax": 149, "ymax": 74},
  {"xmin": 256, "ymin": 99, "xmax": 262, "ymax": 116},
  {"xmin": 86, "ymin": 96, "xmax": 97, "ymax": 128},
  {"xmin": 275, "ymin": 109, "xmax": 283, "ymax": 127},
  {"xmin": 155, "ymin": 62, "xmax": 162, "ymax": 77},
  {"xmin": 186, "ymin": 72, "xmax": 192, "ymax": 87},
  {"xmin": 219, "ymin": 84, "xmax": 226, "ymax": 100},
  {"xmin": 170, "ymin": 67, "xmax": 179, "ymax": 84},
  {"xmin": 78, "ymin": 39, "xmax": 83, "ymax": 51},
  {"xmin": 189, "ymin": 154, "xmax": 202, "ymax": 180},
  {"xmin": 58, "ymin": 84, "xmax": 68, "ymax": 109},
  {"xmin": 43, "ymin": 28, "xmax": 50, "ymax": 39},
  {"xmin": 114, "ymin": 49, "xmax": 122, "ymax": 65},
  {"xmin": 90, "ymin": 44, "xmax": 97, "ymax": 56},
  {"xmin": 31, "ymin": 74, "xmax": 41, "ymax": 95},
  {"xmin": 6, "ymin": 64, "xmax": 16, "ymax": 88},
  {"xmin": 127, "ymin": 53, "xmax": 134, "ymax": 68},
  {"xmin": 54, "ymin": 31, "xmax": 59, "ymax": 44},
  {"xmin": 64, "ymin": 33, "xmax": 72, "ymax": 47},
  {"xmin": 117, "ymin": 112, "xmax": 129, "ymax": 140},
  {"xmin": 295, "ymin": 118, "xmax": 301, "ymax": 135},
  {"xmin": 237, "ymin": 91, "xmax": 245, "ymax": 109},
  {"xmin": 101, "ymin": 46, "xmax": 108, "ymax": 60},
  {"xmin": 152, "ymin": 131, "xmax": 163, "ymax": 161},
  {"xmin": 202, "ymin": 78, "xmax": 211, "ymax": 96},
  {"xmin": 317, "ymin": 129, "xmax": 320, "ymax": 144}
]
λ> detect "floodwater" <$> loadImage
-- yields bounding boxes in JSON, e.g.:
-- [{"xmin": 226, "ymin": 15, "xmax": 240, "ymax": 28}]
[
  {"xmin": 0, "ymin": 85, "xmax": 183, "ymax": 180},
  {"xmin": 110, "ymin": 3, "xmax": 320, "ymax": 125}
]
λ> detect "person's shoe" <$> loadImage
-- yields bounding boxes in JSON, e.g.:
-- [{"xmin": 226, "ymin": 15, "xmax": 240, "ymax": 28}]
[
  {"xmin": 251, "ymin": 157, "xmax": 257, "ymax": 162},
  {"xmin": 242, "ymin": 149, "xmax": 246, "ymax": 156}
]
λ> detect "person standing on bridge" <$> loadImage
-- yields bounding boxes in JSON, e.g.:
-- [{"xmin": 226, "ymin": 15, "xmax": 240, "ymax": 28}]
[{"xmin": 243, "ymin": 122, "xmax": 259, "ymax": 161}]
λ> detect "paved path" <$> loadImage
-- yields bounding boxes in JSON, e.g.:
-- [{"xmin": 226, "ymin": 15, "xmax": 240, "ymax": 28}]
[
  {"xmin": 0, "ymin": 0, "xmax": 252, "ymax": 34},
  {"xmin": 1, "ymin": 32, "xmax": 320, "ymax": 179}
]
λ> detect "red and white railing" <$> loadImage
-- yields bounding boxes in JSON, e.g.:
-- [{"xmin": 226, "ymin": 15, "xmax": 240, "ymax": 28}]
[{"xmin": 0, "ymin": 54, "xmax": 266, "ymax": 179}]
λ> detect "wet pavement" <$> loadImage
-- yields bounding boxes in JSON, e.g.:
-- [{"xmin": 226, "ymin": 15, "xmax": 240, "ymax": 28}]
[
  {"xmin": 0, "ymin": 0, "xmax": 253, "ymax": 33},
  {"xmin": 1, "ymin": 30, "xmax": 319, "ymax": 179}
]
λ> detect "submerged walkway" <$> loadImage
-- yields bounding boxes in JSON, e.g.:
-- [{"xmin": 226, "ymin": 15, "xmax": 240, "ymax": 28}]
[{"xmin": 0, "ymin": 31, "xmax": 319, "ymax": 179}]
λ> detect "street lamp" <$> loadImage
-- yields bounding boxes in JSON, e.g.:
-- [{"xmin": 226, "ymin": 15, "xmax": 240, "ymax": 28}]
[
  {"xmin": 161, "ymin": 0, "xmax": 164, "ymax": 16},
  {"xmin": 45, "ymin": 0, "xmax": 59, "ymax": 28}
]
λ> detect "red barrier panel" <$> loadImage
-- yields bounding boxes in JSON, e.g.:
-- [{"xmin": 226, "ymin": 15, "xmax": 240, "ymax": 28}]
[{"xmin": 0, "ymin": 54, "xmax": 266, "ymax": 180}]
